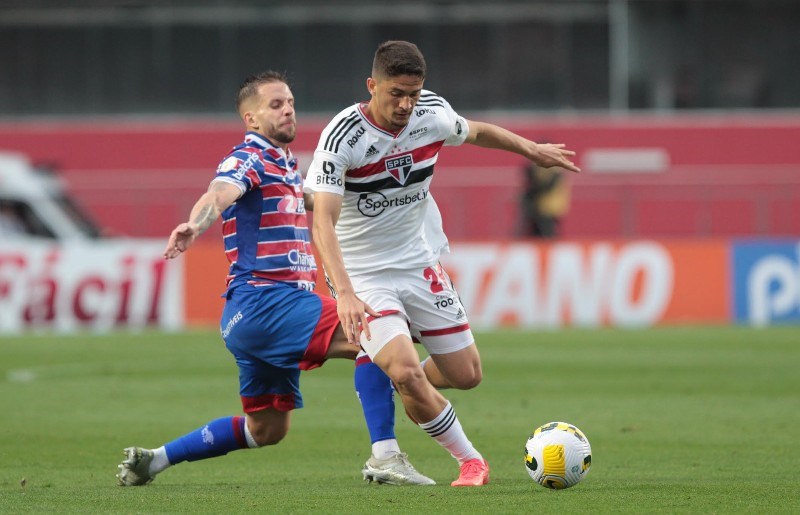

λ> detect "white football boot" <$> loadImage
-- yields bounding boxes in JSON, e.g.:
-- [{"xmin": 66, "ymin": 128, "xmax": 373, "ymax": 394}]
[
  {"xmin": 361, "ymin": 452, "xmax": 435, "ymax": 485},
  {"xmin": 116, "ymin": 447, "xmax": 156, "ymax": 486}
]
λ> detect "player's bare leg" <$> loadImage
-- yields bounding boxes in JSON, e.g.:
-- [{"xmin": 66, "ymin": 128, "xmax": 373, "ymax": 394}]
[
  {"xmin": 344, "ymin": 320, "xmax": 433, "ymax": 485},
  {"xmin": 371, "ymin": 330, "xmax": 488, "ymax": 486},
  {"xmin": 324, "ymin": 323, "xmax": 360, "ymax": 360},
  {"xmin": 244, "ymin": 408, "xmax": 291, "ymax": 446},
  {"xmin": 422, "ymin": 345, "xmax": 482, "ymax": 390},
  {"xmin": 372, "ymin": 335, "xmax": 448, "ymax": 421}
]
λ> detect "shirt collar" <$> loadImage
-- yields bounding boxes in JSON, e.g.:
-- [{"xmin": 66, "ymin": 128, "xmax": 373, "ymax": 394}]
[{"xmin": 244, "ymin": 131, "xmax": 294, "ymax": 161}]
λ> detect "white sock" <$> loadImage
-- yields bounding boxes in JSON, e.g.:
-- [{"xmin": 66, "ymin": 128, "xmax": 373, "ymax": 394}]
[
  {"xmin": 244, "ymin": 421, "xmax": 260, "ymax": 449},
  {"xmin": 418, "ymin": 402, "xmax": 482, "ymax": 465},
  {"xmin": 372, "ymin": 438, "xmax": 401, "ymax": 460},
  {"xmin": 149, "ymin": 447, "xmax": 171, "ymax": 475}
]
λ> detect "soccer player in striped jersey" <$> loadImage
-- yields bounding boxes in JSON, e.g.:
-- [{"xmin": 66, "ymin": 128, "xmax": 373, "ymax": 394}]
[
  {"xmin": 305, "ymin": 41, "xmax": 580, "ymax": 487},
  {"xmin": 116, "ymin": 71, "xmax": 374, "ymax": 486}
]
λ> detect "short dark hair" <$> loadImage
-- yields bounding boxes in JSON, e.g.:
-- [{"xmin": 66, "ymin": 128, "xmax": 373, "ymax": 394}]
[
  {"xmin": 236, "ymin": 70, "xmax": 289, "ymax": 111},
  {"xmin": 372, "ymin": 41, "xmax": 426, "ymax": 79}
]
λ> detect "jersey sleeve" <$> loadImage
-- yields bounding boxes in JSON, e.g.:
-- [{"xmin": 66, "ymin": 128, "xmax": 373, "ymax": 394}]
[
  {"xmin": 303, "ymin": 111, "xmax": 356, "ymax": 196},
  {"xmin": 304, "ymin": 150, "xmax": 348, "ymax": 195},
  {"xmin": 438, "ymin": 94, "xmax": 470, "ymax": 147},
  {"xmin": 211, "ymin": 150, "xmax": 260, "ymax": 195}
]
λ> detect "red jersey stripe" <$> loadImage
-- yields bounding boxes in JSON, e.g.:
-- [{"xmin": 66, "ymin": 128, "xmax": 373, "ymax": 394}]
[
  {"xmin": 419, "ymin": 323, "xmax": 471, "ymax": 337},
  {"xmin": 256, "ymin": 240, "xmax": 312, "ymax": 257},
  {"xmin": 225, "ymin": 247, "xmax": 239, "ymax": 263},
  {"xmin": 260, "ymin": 212, "xmax": 308, "ymax": 228},
  {"xmin": 366, "ymin": 309, "xmax": 403, "ymax": 324},
  {"xmin": 244, "ymin": 168, "xmax": 261, "ymax": 188},
  {"xmin": 252, "ymin": 268, "xmax": 316, "ymax": 282},
  {"xmin": 222, "ymin": 218, "xmax": 237, "ymax": 237},
  {"xmin": 260, "ymin": 183, "xmax": 290, "ymax": 197},
  {"xmin": 347, "ymin": 139, "xmax": 445, "ymax": 178}
]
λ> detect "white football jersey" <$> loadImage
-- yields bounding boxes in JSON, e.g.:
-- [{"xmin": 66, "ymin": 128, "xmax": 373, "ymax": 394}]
[{"xmin": 305, "ymin": 90, "xmax": 469, "ymax": 275}]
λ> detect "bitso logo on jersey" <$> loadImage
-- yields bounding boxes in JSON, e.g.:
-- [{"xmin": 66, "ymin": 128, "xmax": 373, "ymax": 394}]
[
  {"xmin": 385, "ymin": 154, "xmax": 414, "ymax": 185},
  {"xmin": 317, "ymin": 161, "xmax": 343, "ymax": 186}
]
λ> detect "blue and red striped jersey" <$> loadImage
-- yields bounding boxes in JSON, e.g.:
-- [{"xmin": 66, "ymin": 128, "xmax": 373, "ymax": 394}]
[{"xmin": 212, "ymin": 132, "xmax": 316, "ymax": 291}]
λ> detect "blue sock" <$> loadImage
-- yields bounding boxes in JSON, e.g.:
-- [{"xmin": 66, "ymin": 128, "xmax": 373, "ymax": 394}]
[
  {"xmin": 164, "ymin": 416, "xmax": 248, "ymax": 464},
  {"xmin": 354, "ymin": 357, "xmax": 396, "ymax": 443}
]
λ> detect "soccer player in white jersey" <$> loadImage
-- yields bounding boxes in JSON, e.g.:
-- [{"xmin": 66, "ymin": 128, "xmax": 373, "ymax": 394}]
[{"xmin": 305, "ymin": 41, "xmax": 580, "ymax": 487}]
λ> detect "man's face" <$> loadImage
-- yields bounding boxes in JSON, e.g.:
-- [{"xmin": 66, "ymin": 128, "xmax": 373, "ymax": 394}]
[
  {"xmin": 244, "ymin": 81, "xmax": 296, "ymax": 146},
  {"xmin": 368, "ymin": 74, "xmax": 424, "ymax": 132}
]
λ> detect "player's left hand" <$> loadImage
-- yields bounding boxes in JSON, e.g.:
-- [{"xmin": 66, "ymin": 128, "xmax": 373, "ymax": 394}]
[{"xmin": 531, "ymin": 143, "xmax": 581, "ymax": 173}]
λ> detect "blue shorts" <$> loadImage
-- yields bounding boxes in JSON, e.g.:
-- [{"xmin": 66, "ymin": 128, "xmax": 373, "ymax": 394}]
[{"xmin": 220, "ymin": 282, "xmax": 340, "ymax": 412}]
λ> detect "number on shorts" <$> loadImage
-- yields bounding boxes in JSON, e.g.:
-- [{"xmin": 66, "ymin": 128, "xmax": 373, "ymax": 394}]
[{"xmin": 423, "ymin": 265, "xmax": 451, "ymax": 294}]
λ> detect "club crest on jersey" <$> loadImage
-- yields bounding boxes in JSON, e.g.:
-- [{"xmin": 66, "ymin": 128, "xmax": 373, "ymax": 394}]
[
  {"xmin": 217, "ymin": 156, "xmax": 239, "ymax": 173},
  {"xmin": 409, "ymin": 126, "xmax": 428, "ymax": 141},
  {"xmin": 385, "ymin": 154, "xmax": 414, "ymax": 185}
]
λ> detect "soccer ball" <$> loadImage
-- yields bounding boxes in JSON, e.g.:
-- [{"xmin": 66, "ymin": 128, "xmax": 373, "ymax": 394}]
[{"xmin": 524, "ymin": 421, "xmax": 592, "ymax": 489}]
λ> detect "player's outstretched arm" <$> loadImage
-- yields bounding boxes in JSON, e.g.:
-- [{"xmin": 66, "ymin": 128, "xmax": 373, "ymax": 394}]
[
  {"xmin": 164, "ymin": 181, "xmax": 241, "ymax": 259},
  {"xmin": 465, "ymin": 120, "xmax": 581, "ymax": 173}
]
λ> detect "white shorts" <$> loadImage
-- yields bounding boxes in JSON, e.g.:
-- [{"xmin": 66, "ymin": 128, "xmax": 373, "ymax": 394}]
[{"xmin": 344, "ymin": 263, "xmax": 474, "ymax": 359}]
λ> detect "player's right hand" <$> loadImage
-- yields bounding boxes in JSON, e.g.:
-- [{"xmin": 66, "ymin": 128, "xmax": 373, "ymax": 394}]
[
  {"xmin": 164, "ymin": 222, "xmax": 198, "ymax": 259},
  {"xmin": 532, "ymin": 143, "xmax": 581, "ymax": 173},
  {"xmin": 336, "ymin": 292, "xmax": 381, "ymax": 345}
]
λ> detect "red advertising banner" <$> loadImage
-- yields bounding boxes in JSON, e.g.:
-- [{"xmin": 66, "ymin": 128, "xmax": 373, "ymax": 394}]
[
  {"xmin": 659, "ymin": 240, "xmax": 729, "ymax": 324},
  {"xmin": 0, "ymin": 240, "xmax": 183, "ymax": 333},
  {"xmin": 439, "ymin": 240, "xmax": 729, "ymax": 329},
  {"xmin": 183, "ymin": 238, "xmax": 730, "ymax": 329},
  {"xmin": 0, "ymin": 238, "xmax": 732, "ymax": 333},
  {"xmin": 183, "ymin": 240, "xmax": 228, "ymax": 327}
]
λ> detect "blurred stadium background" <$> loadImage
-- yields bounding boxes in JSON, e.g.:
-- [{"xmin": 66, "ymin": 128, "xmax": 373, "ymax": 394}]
[
  {"xmin": 1, "ymin": 0, "xmax": 799, "ymax": 332},
  {"xmin": 3, "ymin": 5, "xmax": 799, "ymax": 511}
]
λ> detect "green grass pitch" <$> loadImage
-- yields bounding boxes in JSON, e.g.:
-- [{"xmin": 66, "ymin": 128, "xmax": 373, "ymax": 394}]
[{"xmin": 1, "ymin": 326, "xmax": 799, "ymax": 513}]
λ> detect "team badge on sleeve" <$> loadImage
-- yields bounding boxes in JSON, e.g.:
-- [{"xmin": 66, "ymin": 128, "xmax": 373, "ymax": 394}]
[{"xmin": 217, "ymin": 156, "xmax": 239, "ymax": 174}]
